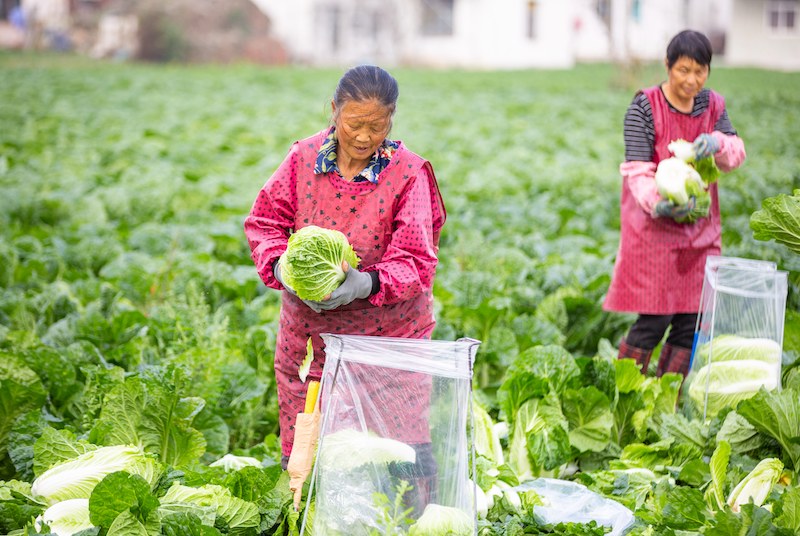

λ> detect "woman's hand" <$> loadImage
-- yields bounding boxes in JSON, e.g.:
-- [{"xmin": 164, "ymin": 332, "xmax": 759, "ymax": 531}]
[
  {"xmin": 317, "ymin": 262, "xmax": 373, "ymax": 311},
  {"xmin": 693, "ymin": 133, "xmax": 720, "ymax": 160},
  {"xmin": 654, "ymin": 196, "xmax": 697, "ymax": 220}
]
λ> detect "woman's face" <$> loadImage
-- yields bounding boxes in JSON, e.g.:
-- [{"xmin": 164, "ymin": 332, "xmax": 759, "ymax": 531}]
[
  {"xmin": 666, "ymin": 55, "xmax": 709, "ymax": 102},
  {"xmin": 332, "ymin": 98, "xmax": 392, "ymax": 167}
]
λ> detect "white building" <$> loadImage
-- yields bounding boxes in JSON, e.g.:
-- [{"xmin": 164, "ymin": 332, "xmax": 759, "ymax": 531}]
[
  {"xmin": 255, "ymin": 0, "xmax": 797, "ymax": 70},
  {"xmin": 726, "ymin": 0, "xmax": 800, "ymax": 71},
  {"xmin": 258, "ymin": 0, "xmax": 575, "ymax": 68}
]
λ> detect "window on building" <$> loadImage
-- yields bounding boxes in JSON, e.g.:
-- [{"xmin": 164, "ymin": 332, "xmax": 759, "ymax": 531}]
[
  {"xmin": 316, "ymin": 5, "xmax": 341, "ymax": 51},
  {"xmin": 631, "ymin": 0, "xmax": 642, "ymax": 22},
  {"xmin": 596, "ymin": 0, "xmax": 611, "ymax": 24},
  {"xmin": 420, "ymin": 0, "xmax": 454, "ymax": 36},
  {"xmin": 767, "ymin": 0, "xmax": 798, "ymax": 31},
  {"xmin": 526, "ymin": 1, "xmax": 538, "ymax": 40},
  {"xmin": 1, "ymin": 0, "xmax": 22, "ymax": 21}
]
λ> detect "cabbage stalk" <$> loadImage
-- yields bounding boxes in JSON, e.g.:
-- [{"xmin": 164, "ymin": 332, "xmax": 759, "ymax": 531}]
[
  {"xmin": 727, "ymin": 458, "xmax": 783, "ymax": 512},
  {"xmin": 279, "ymin": 225, "xmax": 360, "ymax": 301},
  {"xmin": 35, "ymin": 498, "xmax": 94, "ymax": 536},
  {"xmin": 408, "ymin": 504, "xmax": 474, "ymax": 536},
  {"xmin": 31, "ymin": 445, "xmax": 160, "ymax": 505}
]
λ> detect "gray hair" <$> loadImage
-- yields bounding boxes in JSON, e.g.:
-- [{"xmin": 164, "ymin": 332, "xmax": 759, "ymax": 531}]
[{"xmin": 333, "ymin": 65, "xmax": 399, "ymax": 116}]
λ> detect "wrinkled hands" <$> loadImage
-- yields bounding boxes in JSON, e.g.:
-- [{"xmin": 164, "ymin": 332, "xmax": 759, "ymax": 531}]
[
  {"xmin": 317, "ymin": 262, "xmax": 372, "ymax": 311},
  {"xmin": 274, "ymin": 261, "xmax": 325, "ymax": 313},
  {"xmin": 693, "ymin": 133, "xmax": 720, "ymax": 160},
  {"xmin": 654, "ymin": 196, "xmax": 696, "ymax": 221}
]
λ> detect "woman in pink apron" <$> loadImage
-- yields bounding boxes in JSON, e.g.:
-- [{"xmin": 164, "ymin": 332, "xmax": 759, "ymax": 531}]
[
  {"xmin": 604, "ymin": 30, "xmax": 746, "ymax": 377},
  {"xmin": 244, "ymin": 66, "xmax": 445, "ymax": 494}
]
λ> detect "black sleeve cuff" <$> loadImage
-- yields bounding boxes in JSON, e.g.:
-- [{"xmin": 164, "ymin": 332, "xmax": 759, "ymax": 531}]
[{"xmin": 369, "ymin": 271, "xmax": 380, "ymax": 296}]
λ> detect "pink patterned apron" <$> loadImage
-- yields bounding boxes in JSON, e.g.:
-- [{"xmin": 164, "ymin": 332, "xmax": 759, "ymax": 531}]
[
  {"xmin": 272, "ymin": 131, "xmax": 445, "ymax": 456},
  {"xmin": 604, "ymin": 87, "xmax": 724, "ymax": 315}
]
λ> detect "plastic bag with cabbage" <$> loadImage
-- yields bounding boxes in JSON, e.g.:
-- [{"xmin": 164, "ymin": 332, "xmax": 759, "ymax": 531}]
[
  {"xmin": 688, "ymin": 335, "xmax": 782, "ymax": 418},
  {"xmin": 279, "ymin": 225, "xmax": 361, "ymax": 301}
]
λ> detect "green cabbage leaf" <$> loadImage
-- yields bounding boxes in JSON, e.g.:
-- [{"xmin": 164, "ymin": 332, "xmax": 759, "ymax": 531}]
[
  {"xmin": 750, "ymin": 188, "xmax": 800, "ymax": 255},
  {"xmin": 279, "ymin": 225, "xmax": 360, "ymax": 301}
]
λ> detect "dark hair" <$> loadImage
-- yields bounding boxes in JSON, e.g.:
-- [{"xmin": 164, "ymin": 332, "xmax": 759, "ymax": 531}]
[
  {"xmin": 666, "ymin": 30, "xmax": 713, "ymax": 69},
  {"xmin": 333, "ymin": 65, "xmax": 399, "ymax": 116}
]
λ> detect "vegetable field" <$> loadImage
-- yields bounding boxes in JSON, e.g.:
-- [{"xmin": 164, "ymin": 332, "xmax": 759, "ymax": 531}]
[{"xmin": 2, "ymin": 52, "xmax": 800, "ymax": 535}]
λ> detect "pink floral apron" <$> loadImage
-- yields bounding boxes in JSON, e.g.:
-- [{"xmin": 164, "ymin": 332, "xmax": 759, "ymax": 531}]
[{"xmin": 272, "ymin": 131, "xmax": 445, "ymax": 456}]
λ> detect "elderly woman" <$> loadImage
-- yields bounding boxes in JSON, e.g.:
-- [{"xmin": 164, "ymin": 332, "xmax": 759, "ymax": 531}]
[
  {"xmin": 604, "ymin": 30, "xmax": 746, "ymax": 377},
  {"xmin": 244, "ymin": 65, "xmax": 445, "ymax": 495}
]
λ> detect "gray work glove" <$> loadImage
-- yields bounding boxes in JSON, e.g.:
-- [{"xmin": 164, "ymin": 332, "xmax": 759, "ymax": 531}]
[
  {"xmin": 317, "ymin": 262, "xmax": 373, "ymax": 311},
  {"xmin": 654, "ymin": 196, "xmax": 696, "ymax": 221},
  {"xmin": 274, "ymin": 261, "xmax": 325, "ymax": 313},
  {"xmin": 692, "ymin": 133, "xmax": 720, "ymax": 160}
]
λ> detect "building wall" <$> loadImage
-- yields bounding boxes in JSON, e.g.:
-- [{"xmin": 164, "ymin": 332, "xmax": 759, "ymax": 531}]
[
  {"xmin": 397, "ymin": 0, "xmax": 574, "ymax": 69},
  {"xmin": 726, "ymin": 0, "xmax": 800, "ymax": 70},
  {"xmin": 256, "ymin": 0, "xmax": 575, "ymax": 69},
  {"xmin": 253, "ymin": 0, "xmax": 799, "ymax": 71}
]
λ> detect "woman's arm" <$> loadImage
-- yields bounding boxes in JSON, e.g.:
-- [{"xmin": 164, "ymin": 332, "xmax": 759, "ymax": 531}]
[
  {"xmin": 621, "ymin": 94, "xmax": 661, "ymax": 215},
  {"xmin": 367, "ymin": 165, "xmax": 443, "ymax": 307},
  {"xmin": 709, "ymin": 131, "xmax": 746, "ymax": 172},
  {"xmin": 244, "ymin": 146, "xmax": 299, "ymax": 289},
  {"xmin": 621, "ymin": 160, "xmax": 660, "ymax": 215}
]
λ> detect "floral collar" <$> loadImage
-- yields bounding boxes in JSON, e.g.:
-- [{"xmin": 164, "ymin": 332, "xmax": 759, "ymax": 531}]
[{"xmin": 314, "ymin": 128, "xmax": 398, "ymax": 184}]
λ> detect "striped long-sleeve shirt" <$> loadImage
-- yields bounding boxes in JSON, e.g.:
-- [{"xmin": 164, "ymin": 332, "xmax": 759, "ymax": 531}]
[{"xmin": 623, "ymin": 87, "xmax": 737, "ymax": 162}]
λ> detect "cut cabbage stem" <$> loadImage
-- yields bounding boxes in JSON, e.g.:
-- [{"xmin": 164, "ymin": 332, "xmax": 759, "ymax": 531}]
[{"xmin": 304, "ymin": 381, "xmax": 320, "ymax": 414}]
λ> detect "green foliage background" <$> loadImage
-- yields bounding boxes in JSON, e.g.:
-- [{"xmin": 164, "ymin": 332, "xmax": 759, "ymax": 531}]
[{"xmin": 1, "ymin": 52, "xmax": 799, "ymax": 462}]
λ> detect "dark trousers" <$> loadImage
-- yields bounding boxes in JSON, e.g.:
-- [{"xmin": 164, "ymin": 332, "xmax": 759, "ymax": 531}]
[{"xmin": 625, "ymin": 313, "xmax": 697, "ymax": 350}]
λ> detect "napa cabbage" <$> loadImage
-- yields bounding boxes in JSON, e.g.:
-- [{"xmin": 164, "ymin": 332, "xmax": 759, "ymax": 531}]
[
  {"xmin": 408, "ymin": 504, "xmax": 474, "ymax": 536},
  {"xmin": 35, "ymin": 498, "xmax": 94, "ymax": 536},
  {"xmin": 160, "ymin": 483, "xmax": 260, "ymax": 532},
  {"xmin": 31, "ymin": 444, "xmax": 160, "ymax": 505},
  {"xmin": 279, "ymin": 225, "xmax": 360, "ymax": 301},
  {"xmin": 667, "ymin": 138, "xmax": 721, "ymax": 184},
  {"xmin": 694, "ymin": 335, "xmax": 782, "ymax": 367},
  {"xmin": 655, "ymin": 157, "xmax": 705, "ymax": 206},
  {"xmin": 688, "ymin": 360, "xmax": 780, "ymax": 418},
  {"xmin": 655, "ymin": 138, "xmax": 722, "ymax": 222},
  {"xmin": 727, "ymin": 458, "xmax": 784, "ymax": 513},
  {"xmin": 318, "ymin": 429, "xmax": 415, "ymax": 471},
  {"xmin": 208, "ymin": 453, "xmax": 262, "ymax": 471}
]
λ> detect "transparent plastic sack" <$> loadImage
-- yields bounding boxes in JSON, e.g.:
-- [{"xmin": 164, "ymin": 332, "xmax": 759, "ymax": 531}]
[
  {"xmin": 685, "ymin": 256, "xmax": 788, "ymax": 419},
  {"xmin": 300, "ymin": 334, "xmax": 480, "ymax": 536},
  {"xmin": 515, "ymin": 478, "xmax": 634, "ymax": 536}
]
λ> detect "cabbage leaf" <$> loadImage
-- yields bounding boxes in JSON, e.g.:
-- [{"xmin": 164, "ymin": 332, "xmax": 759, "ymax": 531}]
[
  {"xmin": 31, "ymin": 445, "xmax": 161, "ymax": 506},
  {"xmin": 750, "ymin": 189, "xmax": 800, "ymax": 255},
  {"xmin": 279, "ymin": 225, "xmax": 360, "ymax": 301},
  {"xmin": 36, "ymin": 498, "xmax": 95, "ymax": 536}
]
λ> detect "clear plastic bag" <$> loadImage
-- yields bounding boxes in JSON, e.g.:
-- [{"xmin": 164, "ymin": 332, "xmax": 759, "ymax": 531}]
[
  {"xmin": 685, "ymin": 256, "xmax": 788, "ymax": 419},
  {"xmin": 301, "ymin": 334, "xmax": 480, "ymax": 536},
  {"xmin": 515, "ymin": 478, "xmax": 634, "ymax": 536}
]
